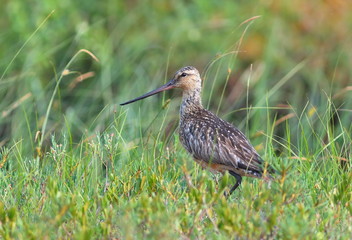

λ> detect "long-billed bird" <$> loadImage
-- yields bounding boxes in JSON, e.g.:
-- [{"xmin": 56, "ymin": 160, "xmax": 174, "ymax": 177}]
[{"xmin": 120, "ymin": 66, "xmax": 273, "ymax": 196}]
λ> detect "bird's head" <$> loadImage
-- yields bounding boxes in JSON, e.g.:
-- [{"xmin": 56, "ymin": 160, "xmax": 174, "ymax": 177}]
[
  {"xmin": 120, "ymin": 66, "xmax": 201, "ymax": 106},
  {"xmin": 171, "ymin": 66, "xmax": 201, "ymax": 91}
]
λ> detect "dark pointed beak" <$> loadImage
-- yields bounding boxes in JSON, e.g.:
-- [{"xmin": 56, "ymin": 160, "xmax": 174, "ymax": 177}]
[{"xmin": 120, "ymin": 79, "xmax": 176, "ymax": 106}]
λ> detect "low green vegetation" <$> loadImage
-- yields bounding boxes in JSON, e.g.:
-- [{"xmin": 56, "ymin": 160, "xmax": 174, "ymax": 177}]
[{"xmin": 1, "ymin": 0, "xmax": 351, "ymax": 239}]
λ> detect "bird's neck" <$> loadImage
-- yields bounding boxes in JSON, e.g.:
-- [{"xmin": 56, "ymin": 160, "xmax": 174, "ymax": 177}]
[{"xmin": 180, "ymin": 88, "xmax": 203, "ymax": 116}]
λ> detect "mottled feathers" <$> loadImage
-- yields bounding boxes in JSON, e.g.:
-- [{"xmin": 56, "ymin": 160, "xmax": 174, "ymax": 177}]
[{"xmin": 179, "ymin": 106, "xmax": 268, "ymax": 178}]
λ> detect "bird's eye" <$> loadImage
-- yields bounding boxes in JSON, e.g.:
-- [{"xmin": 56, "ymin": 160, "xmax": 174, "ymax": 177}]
[{"xmin": 181, "ymin": 73, "xmax": 187, "ymax": 77}]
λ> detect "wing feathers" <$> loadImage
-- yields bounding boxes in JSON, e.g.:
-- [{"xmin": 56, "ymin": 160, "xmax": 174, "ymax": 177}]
[{"xmin": 180, "ymin": 108, "xmax": 266, "ymax": 177}]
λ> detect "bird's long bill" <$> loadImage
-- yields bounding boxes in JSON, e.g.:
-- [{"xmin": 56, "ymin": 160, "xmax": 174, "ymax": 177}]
[{"xmin": 120, "ymin": 80, "xmax": 175, "ymax": 106}]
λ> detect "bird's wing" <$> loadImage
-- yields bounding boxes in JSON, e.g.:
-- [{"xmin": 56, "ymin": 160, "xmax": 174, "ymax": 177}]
[
  {"xmin": 183, "ymin": 110, "xmax": 264, "ymax": 175},
  {"xmin": 218, "ymin": 123, "xmax": 264, "ymax": 173}
]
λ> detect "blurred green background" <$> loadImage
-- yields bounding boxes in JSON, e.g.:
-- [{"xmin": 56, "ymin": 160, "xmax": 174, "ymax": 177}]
[
  {"xmin": 1, "ymin": 0, "xmax": 351, "ymax": 152},
  {"xmin": 0, "ymin": 0, "xmax": 352, "ymax": 152},
  {"xmin": 1, "ymin": 0, "xmax": 352, "ymax": 239}
]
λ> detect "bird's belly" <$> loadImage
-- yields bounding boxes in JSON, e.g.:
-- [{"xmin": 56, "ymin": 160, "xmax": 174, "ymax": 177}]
[
  {"xmin": 194, "ymin": 158, "xmax": 261, "ymax": 178},
  {"xmin": 194, "ymin": 159, "xmax": 232, "ymax": 174}
]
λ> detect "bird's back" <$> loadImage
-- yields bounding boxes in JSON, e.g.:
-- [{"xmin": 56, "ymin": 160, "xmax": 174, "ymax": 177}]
[{"xmin": 179, "ymin": 106, "xmax": 268, "ymax": 178}]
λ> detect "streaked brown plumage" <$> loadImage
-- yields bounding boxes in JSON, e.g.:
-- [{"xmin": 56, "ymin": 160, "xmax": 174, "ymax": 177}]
[{"xmin": 121, "ymin": 66, "xmax": 273, "ymax": 196}]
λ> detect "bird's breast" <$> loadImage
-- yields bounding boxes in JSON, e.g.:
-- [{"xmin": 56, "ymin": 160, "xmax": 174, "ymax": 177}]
[{"xmin": 179, "ymin": 117, "xmax": 219, "ymax": 161}]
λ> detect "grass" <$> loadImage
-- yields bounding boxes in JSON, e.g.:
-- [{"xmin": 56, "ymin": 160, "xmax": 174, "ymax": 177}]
[{"xmin": 1, "ymin": 0, "xmax": 351, "ymax": 239}]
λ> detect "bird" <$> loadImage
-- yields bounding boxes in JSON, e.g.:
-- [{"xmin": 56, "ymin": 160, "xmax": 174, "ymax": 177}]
[{"xmin": 120, "ymin": 66, "xmax": 274, "ymax": 196}]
